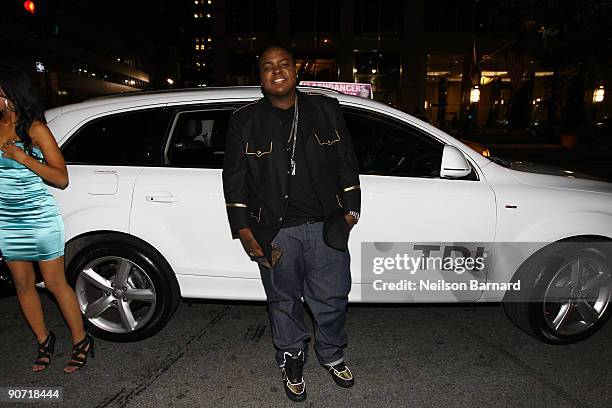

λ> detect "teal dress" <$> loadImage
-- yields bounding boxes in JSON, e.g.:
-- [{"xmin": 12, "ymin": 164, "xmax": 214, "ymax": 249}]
[{"xmin": 0, "ymin": 142, "xmax": 65, "ymax": 261}]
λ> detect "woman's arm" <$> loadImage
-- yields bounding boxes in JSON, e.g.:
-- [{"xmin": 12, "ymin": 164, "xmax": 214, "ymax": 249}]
[{"xmin": 1, "ymin": 121, "xmax": 69, "ymax": 189}]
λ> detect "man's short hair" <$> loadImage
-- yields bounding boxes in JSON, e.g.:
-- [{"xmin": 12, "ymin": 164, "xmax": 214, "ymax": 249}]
[{"xmin": 258, "ymin": 44, "xmax": 296, "ymax": 68}]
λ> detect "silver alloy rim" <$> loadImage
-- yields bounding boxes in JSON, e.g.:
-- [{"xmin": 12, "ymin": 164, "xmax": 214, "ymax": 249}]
[
  {"xmin": 75, "ymin": 256, "xmax": 157, "ymax": 334},
  {"xmin": 543, "ymin": 255, "xmax": 612, "ymax": 336}
]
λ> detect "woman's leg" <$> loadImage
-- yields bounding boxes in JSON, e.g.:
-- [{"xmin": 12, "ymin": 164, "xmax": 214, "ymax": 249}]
[
  {"xmin": 38, "ymin": 256, "xmax": 85, "ymax": 344},
  {"xmin": 7, "ymin": 260, "xmax": 51, "ymax": 371},
  {"xmin": 39, "ymin": 256, "xmax": 89, "ymax": 373}
]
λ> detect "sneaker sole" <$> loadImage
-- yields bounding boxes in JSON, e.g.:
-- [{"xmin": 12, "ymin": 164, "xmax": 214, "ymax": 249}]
[
  {"xmin": 331, "ymin": 374, "xmax": 355, "ymax": 388},
  {"xmin": 284, "ymin": 385, "xmax": 307, "ymax": 402}
]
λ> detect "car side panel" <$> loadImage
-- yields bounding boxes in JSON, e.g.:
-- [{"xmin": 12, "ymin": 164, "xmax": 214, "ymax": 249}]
[
  {"xmin": 52, "ymin": 165, "xmax": 143, "ymax": 243},
  {"xmin": 349, "ymin": 175, "xmax": 496, "ymax": 302},
  {"xmin": 130, "ymin": 167, "xmax": 258, "ymax": 282}
]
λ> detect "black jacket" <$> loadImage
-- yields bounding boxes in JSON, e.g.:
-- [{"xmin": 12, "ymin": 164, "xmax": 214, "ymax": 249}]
[{"xmin": 222, "ymin": 90, "xmax": 361, "ymax": 260}]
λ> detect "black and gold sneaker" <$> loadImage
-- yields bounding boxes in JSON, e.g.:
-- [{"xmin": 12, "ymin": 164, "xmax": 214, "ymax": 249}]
[
  {"xmin": 280, "ymin": 351, "xmax": 306, "ymax": 402},
  {"xmin": 327, "ymin": 361, "xmax": 354, "ymax": 388}
]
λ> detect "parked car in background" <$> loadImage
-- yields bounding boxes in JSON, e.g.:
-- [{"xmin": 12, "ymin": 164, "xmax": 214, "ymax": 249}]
[{"xmin": 2, "ymin": 86, "xmax": 610, "ymax": 346}]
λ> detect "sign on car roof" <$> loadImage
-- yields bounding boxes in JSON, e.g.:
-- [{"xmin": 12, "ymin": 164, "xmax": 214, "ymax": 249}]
[{"xmin": 299, "ymin": 81, "xmax": 373, "ymax": 99}]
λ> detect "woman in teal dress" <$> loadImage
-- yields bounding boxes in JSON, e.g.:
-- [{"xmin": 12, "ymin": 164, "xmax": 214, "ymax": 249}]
[{"xmin": 0, "ymin": 65, "xmax": 94, "ymax": 373}]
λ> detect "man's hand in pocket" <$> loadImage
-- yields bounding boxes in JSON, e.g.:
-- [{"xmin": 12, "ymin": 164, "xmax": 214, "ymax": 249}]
[{"xmin": 238, "ymin": 228, "xmax": 264, "ymax": 258}]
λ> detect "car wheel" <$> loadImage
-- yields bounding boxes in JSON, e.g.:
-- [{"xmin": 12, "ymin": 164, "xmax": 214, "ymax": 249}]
[
  {"xmin": 67, "ymin": 237, "xmax": 180, "ymax": 342},
  {"xmin": 504, "ymin": 241, "xmax": 612, "ymax": 344}
]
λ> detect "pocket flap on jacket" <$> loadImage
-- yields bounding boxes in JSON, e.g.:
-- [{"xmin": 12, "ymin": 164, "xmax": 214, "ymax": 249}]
[
  {"xmin": 246, "ymin": 141, "xmax": 273, "ymax": 157},
  {"xmin": 314, "ymin": 129, "xmax": 340, "ymax": 146}
]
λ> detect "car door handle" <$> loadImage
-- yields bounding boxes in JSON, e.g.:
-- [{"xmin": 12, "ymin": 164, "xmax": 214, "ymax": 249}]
[{"xmin": 145, "ymin": 195, "xmax": 179, "ymax": 203}]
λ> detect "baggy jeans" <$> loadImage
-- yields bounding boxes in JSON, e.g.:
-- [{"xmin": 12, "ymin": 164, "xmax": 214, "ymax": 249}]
[{"xmin": 258, "ymin": 222, "xmax": 352, "ymax": 367}]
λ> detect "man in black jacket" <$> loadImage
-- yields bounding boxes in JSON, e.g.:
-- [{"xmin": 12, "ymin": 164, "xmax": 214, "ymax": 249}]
[{"xmin": 222, "ymin": 45, "xmax": 360, "ymax": 402}]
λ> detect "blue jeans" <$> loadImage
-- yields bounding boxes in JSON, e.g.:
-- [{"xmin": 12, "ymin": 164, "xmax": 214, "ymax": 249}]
[{"xmin": 258, "ymin": 222, "xmax": 351, "ymax": 367}]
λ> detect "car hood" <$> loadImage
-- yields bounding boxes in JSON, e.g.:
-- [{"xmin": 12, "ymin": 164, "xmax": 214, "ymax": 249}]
[{"xmin": 505, "ymin": 162, "xmax": 612, "ymax": 195}]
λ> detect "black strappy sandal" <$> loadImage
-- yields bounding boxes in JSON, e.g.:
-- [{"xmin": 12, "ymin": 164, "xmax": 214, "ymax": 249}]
[
  {"xmin": 64, "ymin": 333, "xmax": 95, "ymax": 373},
  {"xmin": 33, "ymin": 331, "xmax": 56, "ymax": 372}
]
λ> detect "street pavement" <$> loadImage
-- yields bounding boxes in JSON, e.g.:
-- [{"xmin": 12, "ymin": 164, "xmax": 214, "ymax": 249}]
[{"xmin": 0, "ymin": 292, "xmax": 610, "ymax": 408}]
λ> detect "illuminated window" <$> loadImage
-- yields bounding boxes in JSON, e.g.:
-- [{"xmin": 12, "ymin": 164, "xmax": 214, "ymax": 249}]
[
  {"xmin": 295, "ymin": 54, "xmax": 338, "ymax": 82},
  {"xmin": 354, "ymin": 52, "xmax": 400, "ymax": 90}
]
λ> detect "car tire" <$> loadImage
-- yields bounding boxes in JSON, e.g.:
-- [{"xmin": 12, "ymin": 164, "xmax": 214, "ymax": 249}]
[
  {"xmin": 66, "ymin": 236, "xmax": 180, "ymax": 342},
  {"xmin": 503, "ymin": 240, "xmax": 612, "ymax": 344}
]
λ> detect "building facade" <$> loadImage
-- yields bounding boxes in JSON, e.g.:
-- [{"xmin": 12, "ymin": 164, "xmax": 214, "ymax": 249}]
[{"xmin": 182, "ymin": 0, "xmax": 608, "ymax": 129}]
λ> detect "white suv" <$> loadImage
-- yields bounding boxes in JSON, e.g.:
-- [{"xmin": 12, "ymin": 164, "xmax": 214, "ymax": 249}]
[{"xmin": 33, "ymin": 86, "xmax": 612, "ymax": 344}]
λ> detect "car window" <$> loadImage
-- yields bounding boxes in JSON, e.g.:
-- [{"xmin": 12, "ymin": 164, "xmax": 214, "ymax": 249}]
[
  {"xmin": 62, "ymin": 108, "xmax": 170, "ymax": 166},
  {"xmin": 165, "ymin": 109, "xmax": 232, "ymax": 168},
  {"xmin": 342, "ymin": 107, "xmax": 444, "ymax": 178}
]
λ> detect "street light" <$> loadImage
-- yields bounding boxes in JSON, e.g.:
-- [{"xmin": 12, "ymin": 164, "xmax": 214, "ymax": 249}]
[
  {"xmin": 593, "ymin": 86, "xmax": 605, "ymax": 103},
  {"xmin": 470, "ymin": 86, "xmax": 480, "ymax": 103}
]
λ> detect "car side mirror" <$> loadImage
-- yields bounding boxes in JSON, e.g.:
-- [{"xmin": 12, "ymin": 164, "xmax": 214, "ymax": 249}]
[{"xmin": 440, "ymin": 145, "xmax": 471, "ymax": 179}]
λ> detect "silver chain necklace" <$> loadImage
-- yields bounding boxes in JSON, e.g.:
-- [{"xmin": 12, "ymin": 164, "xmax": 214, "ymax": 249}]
[{"xmin": 288, "ymin": 95, "xmax": 299, "ymax": 176}]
